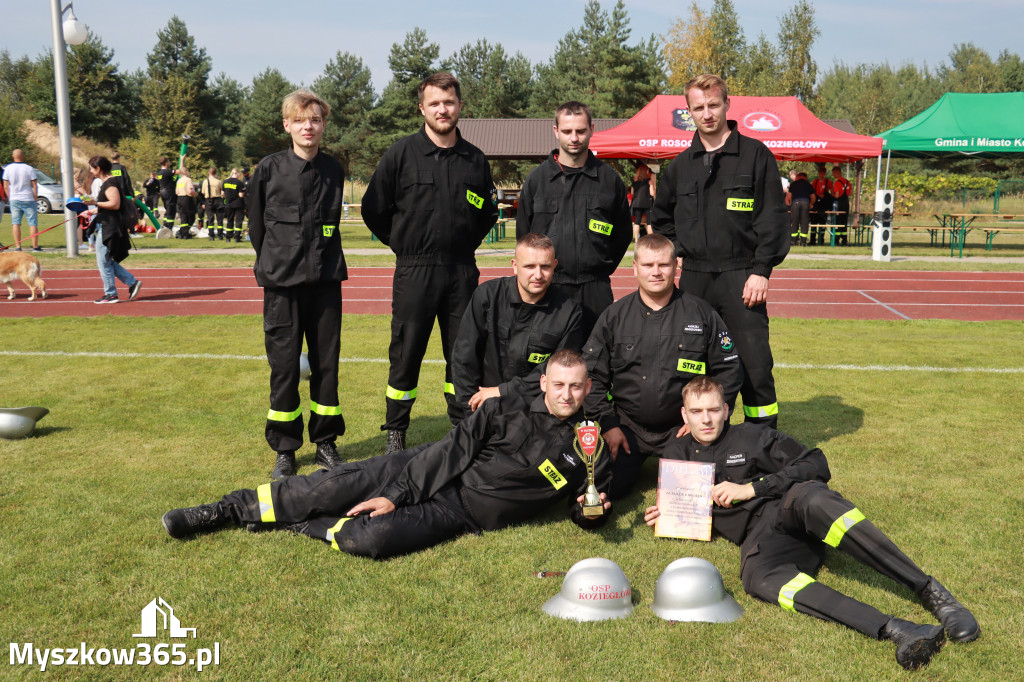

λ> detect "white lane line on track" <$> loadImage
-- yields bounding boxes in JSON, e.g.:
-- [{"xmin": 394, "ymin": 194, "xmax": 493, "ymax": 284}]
[
  {"xmin": 856, "ymin": 290, "xmax": 912, "ymax": 320},
  {"xmin": 3, "ymin": 350, "xmax": 1024, "ymax": 373}
]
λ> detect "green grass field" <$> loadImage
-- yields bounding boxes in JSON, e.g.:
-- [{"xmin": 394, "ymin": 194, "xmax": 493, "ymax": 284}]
[{"xmin": 1, "ymin": 313, "xmax": 1022, "ymax": 680}]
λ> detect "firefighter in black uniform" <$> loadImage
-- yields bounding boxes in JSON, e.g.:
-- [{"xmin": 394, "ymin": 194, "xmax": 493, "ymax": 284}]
[
  {"xmin": 155, "ymin": 156, "xmax": 176, "ymax": 230},
  {"xmin": 362, "ymin": 73, "xmax": 498, "ymax": 455},
  {"xmin": 652, "ymin": 74, "xmax": 789, "ymax": 430},
  {"xmin": 517, "ymin": 101, "xmax": 632, "ymax": 339},
  {"xmin": 645, "ymin": 377, "xmax": 979, "ymax": 671},
  {"xmin": 583, "ymin": 234, "xmax": 743, "ymax": 499},
  {"xmin": 247, "ymin": 89, "xmax": 347, "ymax": 480},
  {"xmin": 143, "ymin": 172, "xmax": 160, "ymax": 212},
  {"xmin": 450, "ymin": 232, "xmax": 584, "ymax": 425},
  {"xmin": 162, "ymin": 351, "xmax": 612, "ymax": 559},
  {"xmin": 222, "ymin": 168, "xmax": 245, "ymax": 242}
]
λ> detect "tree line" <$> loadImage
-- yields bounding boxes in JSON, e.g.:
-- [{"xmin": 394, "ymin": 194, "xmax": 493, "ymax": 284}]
[{"xmin": 1, "ymin": 0, "xmax": 1021, "ymax": 183}]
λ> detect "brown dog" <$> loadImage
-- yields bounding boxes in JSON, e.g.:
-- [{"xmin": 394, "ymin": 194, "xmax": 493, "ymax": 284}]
[{"xmin": 0, "ymin": 251, "xmax": 47, "ymax": 301}]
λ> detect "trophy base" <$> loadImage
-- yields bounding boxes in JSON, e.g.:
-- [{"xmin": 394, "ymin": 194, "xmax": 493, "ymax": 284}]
[{"xmin": 582, "ymin": 504, "xmax": 605, "ymax": 518}]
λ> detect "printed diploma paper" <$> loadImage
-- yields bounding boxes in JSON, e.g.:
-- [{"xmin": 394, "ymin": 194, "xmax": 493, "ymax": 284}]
[{"xmin": 655, "ymin": 459, "xmax": 715, "ymax": 541}]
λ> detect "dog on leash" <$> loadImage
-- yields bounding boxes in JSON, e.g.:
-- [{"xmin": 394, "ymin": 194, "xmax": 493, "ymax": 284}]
[{"xmin": 0, "ymin": 251, "xmax": 47, "ymax": 301}]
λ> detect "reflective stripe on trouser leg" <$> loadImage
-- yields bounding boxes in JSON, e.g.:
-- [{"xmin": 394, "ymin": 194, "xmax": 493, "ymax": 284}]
[
  {"xmin": 823, "ymin": 508, "xmax": 866, "ymax": 548},
  {"xmin": 326, "ymin": 517, "xmax": 355, "ymax": 551},
  {"xmin": 385, "ymin": 385, "xmax": 417, "ymax": 401},
  {"xmin": 256, "ymin": 483, "xmax": 276, "ymax": 523},
  {"xmin": 443, "ymin": 382, "xmax": 454, "ymax": 395},
  {"xmin": 743, "ymin": 402, "xmax": 779, "ymax": 419},
  {"xmin": 267, "ymin": 406, "xmax": 302, "ymax": 421},
  {"xmin": 778, "ymin": 572, "xmax": 816, "ymax": 612},
  {"xmin": 310, "ymin": 400, "xmax": 342, "ymax": 416}
]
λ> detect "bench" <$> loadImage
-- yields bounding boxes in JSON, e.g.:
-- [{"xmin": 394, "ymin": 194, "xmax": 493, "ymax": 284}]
[
  {"xmin": 979, "ymin": 226, "xmax": 1024, "ymax": 250},
  {"xmin": 487, "ymin": 218, "xmax": 511, "ymax": 244}
]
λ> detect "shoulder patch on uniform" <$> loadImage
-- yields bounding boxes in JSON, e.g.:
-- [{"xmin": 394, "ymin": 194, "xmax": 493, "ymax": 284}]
[{"xmin": 718, "ymin": 332, "xmax": 734, "ymax": 351}]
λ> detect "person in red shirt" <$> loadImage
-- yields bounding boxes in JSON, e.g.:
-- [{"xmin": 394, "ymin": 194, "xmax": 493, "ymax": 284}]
[
  {"xmin": 831, "ymin": 166, "xmax": 853, "ymax": 246},
  {"xmin": 810, "ymin": 166, "xmax": 832, "ymax": 246}
]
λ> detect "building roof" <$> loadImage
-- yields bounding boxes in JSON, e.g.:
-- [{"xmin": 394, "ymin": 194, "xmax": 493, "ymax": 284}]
[
  {"xmin": 458, "ymin": 118, "xmax": 628, "ymax": 159},
  {"xmin": 822, "ymin": 119, "xmax": 857, "ymax": 135}
]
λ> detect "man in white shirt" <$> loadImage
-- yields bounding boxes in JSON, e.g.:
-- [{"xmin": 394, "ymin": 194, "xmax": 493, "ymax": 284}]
[{"xmin": 2, "ymin": 149, "xmax": 40, "ymax": 252}]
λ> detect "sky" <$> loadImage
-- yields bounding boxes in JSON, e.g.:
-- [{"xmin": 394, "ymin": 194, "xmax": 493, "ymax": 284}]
[{"xmin": 5, "ymin": 0, "xmax": 1023, "ymax": 99}]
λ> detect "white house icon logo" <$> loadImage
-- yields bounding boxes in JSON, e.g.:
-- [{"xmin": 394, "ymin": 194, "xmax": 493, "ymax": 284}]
[{"xmin": 133, "ymin": 598, "xmax": 197, "ymax": 638}]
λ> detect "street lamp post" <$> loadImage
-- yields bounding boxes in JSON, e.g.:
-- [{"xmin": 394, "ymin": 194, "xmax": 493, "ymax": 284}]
[{"xmin": 49, "ymin": 0, "xmax": 87, "ymax": 258}]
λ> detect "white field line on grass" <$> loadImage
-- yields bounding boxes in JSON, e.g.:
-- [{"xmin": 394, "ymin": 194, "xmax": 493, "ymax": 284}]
[{"xmin": 3, "ymin": 350, "xmax": 1024, "ymax": 374}]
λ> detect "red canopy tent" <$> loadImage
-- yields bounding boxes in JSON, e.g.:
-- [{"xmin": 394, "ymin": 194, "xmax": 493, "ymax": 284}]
[{"xmin": 590, "ymin": 95, "xmax": 882, "ymax": 163}]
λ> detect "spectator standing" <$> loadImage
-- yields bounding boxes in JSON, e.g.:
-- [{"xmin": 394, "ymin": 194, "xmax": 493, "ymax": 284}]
[
  {"xmin": 786, "ymin": 171, "xmax": 815, "ymax": 246},
  {"xmin": 222, "ymin": 168, "xmax": 245, "ymax": 242},
  {"xmin": 811, "ymin": 166, "xmax": 832, "ymax": 246},
  {"xmin": 174, "ymin": 168, "xmax": 198, "ymax": 239},
  {"xmin": 831, "ymin": 166, "xmax": 852, "ymax": 245},
  {"xmin": 201, "ymin": 167, "xmax": 224, "ymax": 240},
  {"xmin": 652, "ymin": 73, "xmax": 789, "ymax": 429},
  {"xmin": 517, "ymin": 101, "xmax": 632, "ymax": 339},
  {"xmin": 155, "ymin": 156, "xmax": 177, "ymax": 230},
  {"xmin": 630, "ymin": 163, "xmax": 656, "ymax": 242},
  {"xmin": 362, "ymin": 73, "xmax": 498, "ymax": 455},
  {"xmin": 143, "ymin": 172, "xmax": 160, "ymax": 212},
  {"xmin": 3, "ymin": 149, "xmax": 41, "ymax": 252}
]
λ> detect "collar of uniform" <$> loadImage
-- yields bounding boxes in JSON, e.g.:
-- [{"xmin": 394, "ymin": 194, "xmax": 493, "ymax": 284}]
[
  {"xmin": 285, "ymin": 147, "xmax": 326, "ymax": 169},
  {"xmin": 415, "ymin": 125, "xmax": 470, "ymax": 156},
  {"xmin": 688, "ymin": 120, "xmax": 740, "ymax": 158},
  {"xmin": 636, "ymin": 286, "xmax": 682, "ymax": 313},
  {"xmin": 531, "ymin": 394, "xmax": 583, "ymax": 423},
  {"xmin": 502, "ymin": 275, "xmax": 552, "ymax": 308},
  {"xmin": 543, "ymin": 149, "xmax": 600, "ymax": 179}
]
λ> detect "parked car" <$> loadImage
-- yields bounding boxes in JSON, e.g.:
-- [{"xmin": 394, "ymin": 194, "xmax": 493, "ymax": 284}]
[{"xmin": 0, "ymin": 165, "xmax": 65, "ymax": 214}]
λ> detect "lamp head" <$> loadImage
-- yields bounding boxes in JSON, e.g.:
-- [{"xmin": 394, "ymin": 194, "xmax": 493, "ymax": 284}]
[{"xmin": 62, "ymin": 5, "xmax": 88, "ymax": 46}]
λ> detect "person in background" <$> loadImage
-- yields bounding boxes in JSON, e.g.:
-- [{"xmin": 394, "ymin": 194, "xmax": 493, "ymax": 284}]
[{"xmin": 630, "ymin": 163, "xmax": 656, "ymax": 242}]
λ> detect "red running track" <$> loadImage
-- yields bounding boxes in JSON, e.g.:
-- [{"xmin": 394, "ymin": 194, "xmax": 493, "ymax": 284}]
[{"xmin": 3, "ymin": 267, "xmax": 1023, "ymax": 321}]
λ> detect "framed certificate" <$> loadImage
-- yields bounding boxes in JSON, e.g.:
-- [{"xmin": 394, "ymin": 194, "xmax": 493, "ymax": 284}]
[{"xmin": 654, "ymin": 459, "xmax": 715, "ymax": 541}]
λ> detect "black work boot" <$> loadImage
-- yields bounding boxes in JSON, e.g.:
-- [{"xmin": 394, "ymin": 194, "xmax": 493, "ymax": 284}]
[
  {"xmin": 315, "ymin": 441, "xmax": 342, "ymax": 470},
  {"xmin": 919, "ymin": 577, "xmax": 980, "ymax": 643},
  {"xmin": 162, "ymin": 503, "xmax": 228, "ymax": 539},
  {"xmin": 271, "ymin": 451, "xmax": 296, "ymax": 480},
  {"xmin": 383, "ymin": 429, "xmax": 406, "ymax": 456},
  {"xmin": 880, "ymin": 617, "xmax": 945, "ymax": 670}
]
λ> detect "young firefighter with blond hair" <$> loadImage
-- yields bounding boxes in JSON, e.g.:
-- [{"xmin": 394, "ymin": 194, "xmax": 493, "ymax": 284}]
[{"xmin": 247, "ymin": 89, "xmax": 348, "ymax": 480}]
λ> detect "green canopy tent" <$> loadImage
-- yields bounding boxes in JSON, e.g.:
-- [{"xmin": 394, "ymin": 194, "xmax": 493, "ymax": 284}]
[{"xmin": 878, "ymin": 92, "xmax": 1024, "ymax": 159}]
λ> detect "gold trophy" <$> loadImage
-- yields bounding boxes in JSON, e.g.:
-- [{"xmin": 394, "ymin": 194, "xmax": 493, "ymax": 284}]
[{"xmin": 574, "ymin": 420, "xmax": 605, "ymax": 518}]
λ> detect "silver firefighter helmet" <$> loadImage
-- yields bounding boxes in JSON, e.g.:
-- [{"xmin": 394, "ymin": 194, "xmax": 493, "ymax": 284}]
[
  {"xmin": 0, "ymin": 407, "xmax": 50, "ymax": 439},
  {"xmin": 650, "ymin": 557, "xmax": 743, "ymax": 623},
  {"xmin": 542, "ymin": 557, "xmax": 634, "ymax": 622}
]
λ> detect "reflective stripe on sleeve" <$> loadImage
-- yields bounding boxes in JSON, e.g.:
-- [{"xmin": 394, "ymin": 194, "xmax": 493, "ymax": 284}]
[
  {"xmin": 326, "ymin": 517, "xmax": 355, "ymax": 551},
  {"xmin": 310, "ymin": 400, "xmax": 342, "ymax": 416},
  {"xmin": 385, "ymin": 385, "xmax": 417, "ymax": 401},
  {"xmin": 257, "ymin": 483, "xmax": 276, "ymax": 523},
  {"xmin": 267, "ymin": 406, "xmax": 302, "ymax": 422},
  {"xmin": 823, "ymin": 508, "xmax": 866, "ymax": 548},
  {"xmin": 778, "ymin": 572, "xmax": 816, "ymax": 612},
  {"xmin": 742, "ymin": 402, "xmax": 779, "ymax": 419}
]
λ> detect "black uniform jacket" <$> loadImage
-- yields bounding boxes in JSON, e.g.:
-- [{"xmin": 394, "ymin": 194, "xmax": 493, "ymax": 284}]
[
  {"xmin": 583, "ymin": 288, "xmax": 743, "ymax": 432},
  {"xmin": 652, "ymin": 121, "xmax": 789, "ymax": 278},
  {"xmin": 381, "ymin": 393, "xmax": 612, "ymax": 532},
  {"xmin": 247, "ymin": 149, "xmax": 347, "ymax": 288},
  {"xmin": 143, "ymin": 177, "xmax": 159, "ymax": 196},
  {"xmin": 222, "ymin": 177, "xmax": 244, "ymax": 209},
  {"xmin": 452, "ymin": 277, "xmax": 584, "ymax": 407},
  {"xmin": 156, "ymin": 168, "xmax": 175, "ymax": 196},
  {"xmin": 362, "ymin": 127, "xmax": 498, "ymax": 266},
  {"xmin": 517, "ymin": 150, "xmax": 632, "ymax": 284},
  {"xmin": 663, "ymin": 422, "xmax": 831, "ymax": 545}
]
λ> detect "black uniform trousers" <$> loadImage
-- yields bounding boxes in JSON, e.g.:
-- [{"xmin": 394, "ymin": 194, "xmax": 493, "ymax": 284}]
[
  {"xmin": 264, "ymin": 281, "xmax": 345, "ymax": 453},
  {"xmin": 176, "ymin": 196, "xmax": 197, "ymax": 238},
  {"xmin": 384, "ymin": 263, "xmax": 478, "ymax": 430},
  {"xmin": 790, "ymin": 199, "xmax": 810, "ymax": 245},
  {"xmin": 160, "ymin": 192, "xmax": 177, "ymax": 227},
  {"xmin": 205, "ymin": 197, "xmax": 224, "ymax": 227},
  {"xmin": 682, "ymin": 268, "xmax": 778, "ymax": 428},
  {"xmin": 145, "ymin": 193, "xmax": 158, "ymax": 211},
  {"xmin": 224, "ymin": 207, "xmax": 244, "ymax": 240},
  {"xmin": 221, "ymin": 447, "xmax": 479, "ymax": 560},
  {"xmin": 834, "ymin": 196, "xmax": 850, "ymax": 245},
  {"xmin": 556, "ymin": 278, "xmax": 613, "ymax": 341},
  {"xmin": 607, "ymin": 411, "xmax": 679, "ymax": 500},
  {"xmin": 740, "ymin": 481, "xmax": 931, "ymax": 637}
]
